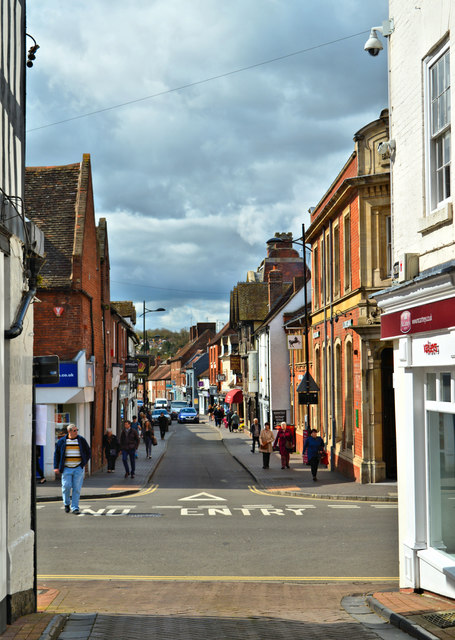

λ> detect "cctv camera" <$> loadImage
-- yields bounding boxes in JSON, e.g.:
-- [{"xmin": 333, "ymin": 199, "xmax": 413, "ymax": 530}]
[{"xmin": 364, "ymin": 29, "xmax": 384, "ymax": 56}]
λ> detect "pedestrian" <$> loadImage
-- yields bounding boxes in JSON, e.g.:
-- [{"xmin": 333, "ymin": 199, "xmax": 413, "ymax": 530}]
[
  {"xmin": 213, "ymin": 405, "xmax": 222, "ymax": 427},
  {"xmin": 208, "ymin": 404, "xmax": 214, "ymax": 421},
  {"xmin": 226, "ymin": 408, "xmax": 232, "ymax": 431},
  {"xmin": 102, "ymin": 429, "xmax": 119, "ymax": 472},
  {"xmin": 53, "ymin": 424, "xmax": 91, "ymax": 514},
  {"xmin": 36, "ymin": 445, "xmax": 46, "ymax": 483},
  {"xmin": 131, "ymin": 415, "xmax": 140, "ymax": 432},
  {"xmin": 157, "ymin": 411, "xmax": 168, "ymax": 440},
  {"xmin": 302, "ymin": 428, "xmax": 325, "ymax": 481},
  {"xmin": 273, "ymin": 421, "xmax": 294, "ymax": 469},
  {"xmin": 142, "ymin": 420, "xmax": 155, "ymax": 459},
  {"xmin": 120, "ymin": 419, "xmax": 140, "ymax": 478},
  {"xmin": 259, "ymin": 422, "xmax": 274, "ymax": 469},
  {"xmin": 230, "ymin": 410, "xmax": 240, "ymax": 432},
  {"xmin": 250, "ymin": 417, "xmax": 261, "ymax": 452}
]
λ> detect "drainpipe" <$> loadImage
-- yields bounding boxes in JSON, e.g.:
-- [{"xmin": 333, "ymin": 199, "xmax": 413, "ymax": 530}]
[{"xmin": 4, "ymin": 255, "xmax": 44, "ymax": 340}]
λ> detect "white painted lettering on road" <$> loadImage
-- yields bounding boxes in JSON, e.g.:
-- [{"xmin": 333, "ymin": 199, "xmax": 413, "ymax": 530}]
[
  {"xmin": 260, "ymin": 508, "xmax": 285, "ymax": 516},
  {"xmin": 207, "ymin": 507, "xmax": 232, "ymax": 516},
  {"xmin": 181, "ymin": 507, "xmax": 204, "ymax": 516}
]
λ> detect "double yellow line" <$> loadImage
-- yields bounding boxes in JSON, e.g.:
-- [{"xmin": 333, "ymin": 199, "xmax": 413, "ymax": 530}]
[{"xmin": 38, "ymin": 575, "xmax": 398, "ymax": 582}]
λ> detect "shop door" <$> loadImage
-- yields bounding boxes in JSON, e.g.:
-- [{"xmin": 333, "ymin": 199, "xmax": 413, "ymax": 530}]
[{"xmin": 381, "ymin": 348, "xmax": 397, "ymax": 479}]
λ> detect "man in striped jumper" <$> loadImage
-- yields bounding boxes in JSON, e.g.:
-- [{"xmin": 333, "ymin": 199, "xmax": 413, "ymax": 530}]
[{"xmin": 54, "ymin": 424, "xmax": 91, "ymax": 514}]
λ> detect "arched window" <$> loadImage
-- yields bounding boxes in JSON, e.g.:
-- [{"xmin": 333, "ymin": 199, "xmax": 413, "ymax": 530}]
[
  {"xmin": 335, "ymin": 342, "xmax": 342, "ymax": 442},
  {"xmin": 345, "ymin": 340, "xmax": 354, "ymax": 449}
]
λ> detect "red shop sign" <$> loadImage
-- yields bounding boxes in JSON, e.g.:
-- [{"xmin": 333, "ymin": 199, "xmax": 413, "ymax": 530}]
[{"xmin": 381, "ymin": 296, "xmax": 455, "ymax": 339}]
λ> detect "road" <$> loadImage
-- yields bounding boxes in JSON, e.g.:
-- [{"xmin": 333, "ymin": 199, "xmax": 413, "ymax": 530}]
[{"xmin": 37, "ymin": 420, "xmax": 398, "ymax": 581}]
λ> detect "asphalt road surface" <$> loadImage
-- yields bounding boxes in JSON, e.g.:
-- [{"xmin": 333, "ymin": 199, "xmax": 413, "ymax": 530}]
[{"xmin": 37, "ymin": 422, "xmax": 398, "ymax": 581}]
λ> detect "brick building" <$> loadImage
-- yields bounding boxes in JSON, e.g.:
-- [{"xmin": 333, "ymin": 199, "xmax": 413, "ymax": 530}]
[
  {"xmin": 25, "ymin": 155, "xmax": 130, "ymax": 474},
  {"xmin": 169, "ymin": 324, "xmax": 215, "ymax": 402},
  {"xmin": 307, "ymin": 112, "xmax": 394, "ymax": 483}
]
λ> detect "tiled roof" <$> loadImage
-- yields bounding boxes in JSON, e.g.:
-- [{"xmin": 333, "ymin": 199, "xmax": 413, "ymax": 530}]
[
  {"xmin": 149, "ymin": 363, "xmax": 171, "ymax": 381},
  {"xmin": 25, "ymin": 162, "xmax": 82, "ymax": 288},
  {"xmin": 111, "ymin": 301, "xmax": 136, "ymax": 324}
]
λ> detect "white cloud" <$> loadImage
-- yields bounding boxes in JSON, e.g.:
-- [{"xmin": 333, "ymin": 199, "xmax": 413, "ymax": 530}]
[{"xmin": 26, "ymin": 0, "xmax": 389, "ymax": 331}]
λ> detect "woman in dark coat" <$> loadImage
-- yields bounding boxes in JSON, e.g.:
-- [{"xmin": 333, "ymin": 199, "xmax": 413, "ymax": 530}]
[
  {"xmin": 103, "ymin": 429, "xmax": 120, "ymax": 472},
  {"xmin": 142, "ymin": 420, "xmax": 155, "ymax": 459}
]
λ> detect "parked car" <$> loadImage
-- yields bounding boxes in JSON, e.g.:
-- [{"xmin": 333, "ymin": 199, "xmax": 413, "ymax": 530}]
[
  {"xmin": 170, "ymin": 401, "xmax": 188, "ymax": 421},
  {"xmin": 150, "ymin": 408, "xmax": 171, "ymax": 427},
  {"xmin": 177, "ymin": 407, "xmax": 199, "ymax": 424}
]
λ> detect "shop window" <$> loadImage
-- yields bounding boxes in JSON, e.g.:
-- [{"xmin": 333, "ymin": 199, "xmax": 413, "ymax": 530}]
[
  {"xmin": 427, "ymin": 410, "xmax": 455, "ymax": 557},
  {"xmin": 441, "ymin": 373, "xmax": 452, "ymax": 402},
  {"xmin": 426, "ymin": 373, "xmax": 437, "ymax": 401}
]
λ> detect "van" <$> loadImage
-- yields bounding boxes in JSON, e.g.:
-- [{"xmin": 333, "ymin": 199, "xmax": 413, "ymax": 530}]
[{"xmin": 154, "ymin": 398, "xmax": 168, "ymax": 410}]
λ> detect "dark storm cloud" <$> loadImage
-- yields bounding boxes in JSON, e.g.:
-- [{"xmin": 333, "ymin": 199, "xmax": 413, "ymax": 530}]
[{"xmin": 26, "ymin": 0, "xmax": 389, "ymax": 330}]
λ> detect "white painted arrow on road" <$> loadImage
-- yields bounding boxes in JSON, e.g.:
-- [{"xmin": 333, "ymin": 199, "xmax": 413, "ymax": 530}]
[{"xmin": 179, "ymin": 492, "xmax": 226, "ymax": 501}]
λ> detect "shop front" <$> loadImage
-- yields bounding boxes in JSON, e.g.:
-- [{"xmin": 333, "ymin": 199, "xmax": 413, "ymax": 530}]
[
  {"xmin": 377, "ymin": 269, "xmax": 455, "ymax": 598},
  {"xmin": 35, "ymin": 353, "xmax": 95, "ymax": 479}
]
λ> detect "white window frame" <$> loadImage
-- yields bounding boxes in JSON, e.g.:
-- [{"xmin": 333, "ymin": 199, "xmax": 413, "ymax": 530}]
[{"xmin": 425, "ymin": 42, "xmax": 451, "ymax": 215}]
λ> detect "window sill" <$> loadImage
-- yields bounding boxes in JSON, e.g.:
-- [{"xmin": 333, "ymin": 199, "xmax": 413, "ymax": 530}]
[{"xmin": 418, "ymin": 202, "xmax": 453, "ymax": 234}]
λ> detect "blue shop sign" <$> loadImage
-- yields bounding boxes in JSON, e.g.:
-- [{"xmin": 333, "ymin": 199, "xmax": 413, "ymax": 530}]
[{"xmin": 36, "ymin": 362, "xmax": 78, "ymax": 387}]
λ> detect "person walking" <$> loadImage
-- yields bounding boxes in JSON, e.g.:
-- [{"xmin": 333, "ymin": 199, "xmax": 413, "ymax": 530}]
[
  {"xmin": 142, "ymin": 420, "xmax": 155, "ymax": 459},
  {"xmin": 213, "ymin": 405, "xmax": 222, "ymax": 427},
  {"xmin": 53, "ymin": 424, "xmax": 91, "ymax": 514},
  {"xmin": 230, "ymin": 410, "xmax": 240, "ymax": 432},
  {"xmin": 303, "ymin": 428, "xmax": 325, "ymax": 481},
  {"xmin": 273, "ymin": 422, "xmax": 294, "ymax": 469},
  {"xmin": 259, "ymin": 422, "xmax": 274, "ymax": 469},
  {"xmin": 250, "ymin": 418, "xmax": 261, "ymax": 452},
  {"xmin": 158, "ymin": 411, "xmax": 168, "ymax": 440},
  {"xmin": 36, "ymin": 445, "xmax": 46, "ymax": 484},
  {"xmin": 120, "ymin": 420, "xmax": 140, "ymax": 478},
  {"xmin": 102, "ymin": 429, "xmax": 119, "ymax": 473}
]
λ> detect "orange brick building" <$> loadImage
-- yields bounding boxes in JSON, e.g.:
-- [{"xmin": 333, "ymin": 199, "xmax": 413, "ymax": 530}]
[{"xmin": 306, "ymin": 112, "xmax": 395, "ymax": 482}]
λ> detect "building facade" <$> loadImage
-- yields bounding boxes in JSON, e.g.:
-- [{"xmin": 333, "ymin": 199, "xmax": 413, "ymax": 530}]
[
  {"xmin": 376, "ymin": 0, "xmax": 455, "ymax": 597},
  {"xmin": 1, "ymin": 1, "xmax": 45, "ymax": 626},
  {"xmin": 307, "ymin": 112, "xmax": 394, "ymax": 483}
]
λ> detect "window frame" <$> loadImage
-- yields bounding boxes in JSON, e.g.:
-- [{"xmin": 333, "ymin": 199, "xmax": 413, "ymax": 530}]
[{"xmin": 425, "ymin": 42, "xmax": 451, "ymax": 215}]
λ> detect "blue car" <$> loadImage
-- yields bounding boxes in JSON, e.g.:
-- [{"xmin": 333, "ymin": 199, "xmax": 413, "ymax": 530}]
[{"xmin": 177, "ymin": 407, "xmax": 199, "ymax": 424}]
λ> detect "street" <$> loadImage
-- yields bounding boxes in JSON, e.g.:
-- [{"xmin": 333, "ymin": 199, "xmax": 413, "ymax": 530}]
[{"xmin": 37, "ymin": 420, "xmax": 398, "ymax": 580}]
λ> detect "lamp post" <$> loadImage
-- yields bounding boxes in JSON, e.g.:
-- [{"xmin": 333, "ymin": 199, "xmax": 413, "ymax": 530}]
[{"xmin": 139, "ymin": 302, "xmax": 165, "ymax": 353}]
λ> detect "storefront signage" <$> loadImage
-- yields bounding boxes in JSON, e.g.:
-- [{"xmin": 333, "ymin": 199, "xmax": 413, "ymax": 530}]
[
  {"xmin": 423, "ymin": 341, "xmax": 439, "ymax": 355},
  {"xmin": 313, "ymin": 331, "xmax": 320, "ymax": 339},
  {"xmin": 230, "ymin": 355, "xmax": 241, "ymax": 371},
  {"xmin": 381, "ymin": 297, "xmax": 455, "ymax": 339},
  {"xmin": 125, "ymin": 359, "xmax": 139, "ymax": 374},
  {"xmin": 287, "ymin": 335, "xmax": 303, "ymax": 349},
  {"xmin": 217, "ymin": 374, "xmax": 225, "ymax": 381},
  {"xmin": 36, "ymin": 362, "xmax": 77, "ymax": 387},
  {"xmin": 272, "ymin": 409, "xmax": 287, "ymax": 428}
]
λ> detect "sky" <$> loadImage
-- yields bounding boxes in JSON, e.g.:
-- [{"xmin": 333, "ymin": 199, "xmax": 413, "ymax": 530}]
[{"xmin": 25, "ymin": 0, "xmax": 389, "ymax": 333}]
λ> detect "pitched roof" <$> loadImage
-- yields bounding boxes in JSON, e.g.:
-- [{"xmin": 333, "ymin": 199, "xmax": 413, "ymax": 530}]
[
  {"xmin": 111, "ymin": 301, "xmax": 137, "ymax": 324},
  {"xmin": 25, "ymin": 161, "xmax": 82, "ymax": 288}
]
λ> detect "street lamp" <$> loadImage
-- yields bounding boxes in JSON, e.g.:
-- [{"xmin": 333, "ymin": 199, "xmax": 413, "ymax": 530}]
[
  {"xmin": 139, "ymin": 302, "xmax": 165, "ymax": 353},
  {"xmin": 267, "ymin": 223, "xmax": 312, "ymax": 427}
]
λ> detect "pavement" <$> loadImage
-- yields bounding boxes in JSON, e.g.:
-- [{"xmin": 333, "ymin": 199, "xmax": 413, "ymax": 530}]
[{"xmin": 2, "ymin": 419, "xmax": 454, "ymax": 640}]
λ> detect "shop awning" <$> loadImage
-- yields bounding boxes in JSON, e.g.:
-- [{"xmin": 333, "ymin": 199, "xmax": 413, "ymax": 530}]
[{"xmin": 225, "ymin": 388, "xmax": 243, "ymax": 405}]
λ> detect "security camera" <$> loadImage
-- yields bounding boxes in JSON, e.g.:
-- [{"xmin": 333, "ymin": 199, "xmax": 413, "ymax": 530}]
[{"xmin": 364, "ymin": 29, "xmax": 384, "ymax": 56}]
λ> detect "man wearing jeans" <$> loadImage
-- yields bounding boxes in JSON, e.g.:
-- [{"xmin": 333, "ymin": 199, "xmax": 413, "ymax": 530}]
[
  {"xmin": 54, "ymin": 424, "xmax": 91, "ymax": 514},
  {"xmin": 120, "ymin": 420, "xmax": 140, "ymax": 478}
]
